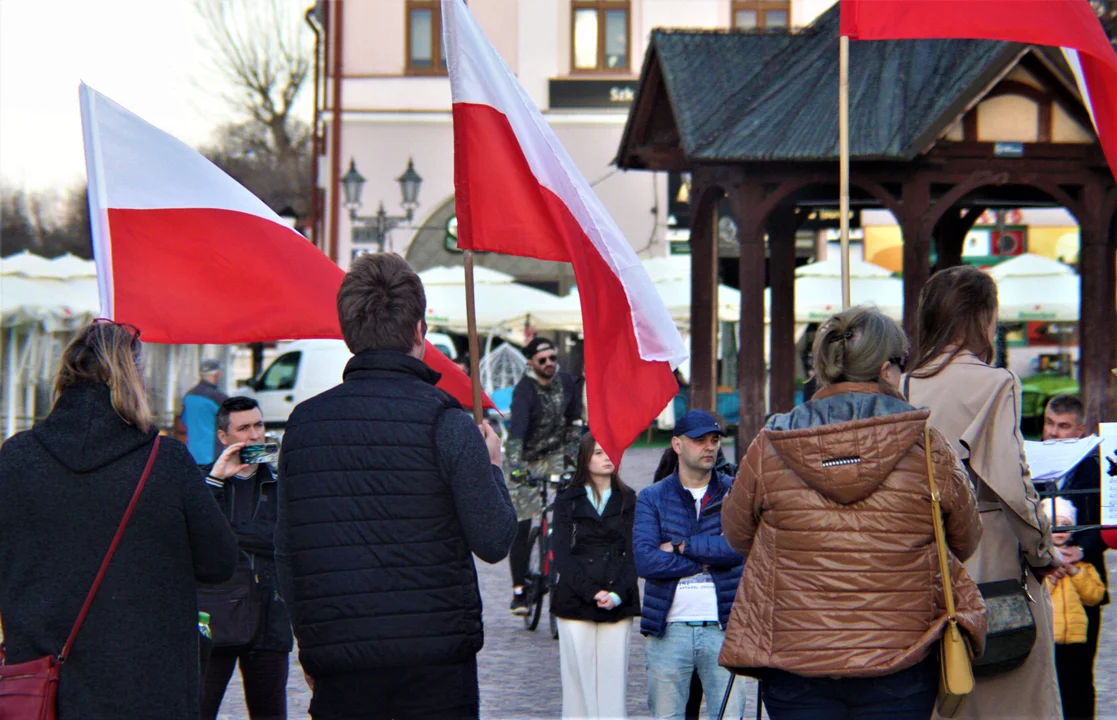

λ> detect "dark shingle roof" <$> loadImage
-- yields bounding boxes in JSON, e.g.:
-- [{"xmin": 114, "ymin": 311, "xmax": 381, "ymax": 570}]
[{"xmin": 634, "ymin": 4, "xmax": 1021, "ymax": 163}]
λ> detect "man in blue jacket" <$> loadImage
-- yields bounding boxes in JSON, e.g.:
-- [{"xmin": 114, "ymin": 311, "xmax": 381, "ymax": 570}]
[
  {"xmin": 181, "ymin": 359, "xmax": 227, "ymax": 464},
  {"xmin": 634, "ymin": 410, "xmax": 746, "ymax": 720}
]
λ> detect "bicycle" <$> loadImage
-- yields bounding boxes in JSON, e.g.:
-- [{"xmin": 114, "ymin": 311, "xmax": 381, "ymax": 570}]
[{"xmin": 519, "ymin": 471, "xmax": 572, "ymax": 638}]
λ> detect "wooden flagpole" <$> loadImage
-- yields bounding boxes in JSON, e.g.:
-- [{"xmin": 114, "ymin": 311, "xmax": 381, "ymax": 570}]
[
  {"xmin": 463, "ymin": 249, "xmax": 485, "ymax": 424},
  {"xmin": 839, "ymin": 34, "xmax": 852, "ymax": 310}
]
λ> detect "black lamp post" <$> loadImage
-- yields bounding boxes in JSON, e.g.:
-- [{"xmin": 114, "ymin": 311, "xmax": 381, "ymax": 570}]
[{"xmin": 344, "ymin": 157, "xmax": 423, "ymax": 253}]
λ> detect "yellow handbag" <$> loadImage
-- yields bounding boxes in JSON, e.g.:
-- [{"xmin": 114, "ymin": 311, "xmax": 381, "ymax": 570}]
[{"xmin": 924, "ymin": 422, "xmax": 975, "ymax": 718}]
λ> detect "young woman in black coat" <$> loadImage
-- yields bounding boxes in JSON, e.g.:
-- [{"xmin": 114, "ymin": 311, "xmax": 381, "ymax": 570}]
[
  {"xmin": 0, "ymin": 321, "xmax": 238, "ymax": 720},
  {"xmin": 551, "ymin": 432, "xmax": 639, "ymax": 718}
]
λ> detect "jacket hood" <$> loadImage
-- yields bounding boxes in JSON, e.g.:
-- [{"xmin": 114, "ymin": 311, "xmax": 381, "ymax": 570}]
[
  {"xmin": 32, "ymin": 383, "xmax": 158, "ymax": 473},
  {"xmin": 764, "ymin": 384, "xmax": 930, "ymax": 505}
]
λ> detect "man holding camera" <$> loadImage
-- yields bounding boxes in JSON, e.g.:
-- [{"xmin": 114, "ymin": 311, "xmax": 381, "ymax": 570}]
[
  {"xmin": 200, "ymin": 396, "xmax": 292, "ymax": 720},
  {"xmin": 505, "ymin": 337, "xmax": 584, "ymax": 614}
]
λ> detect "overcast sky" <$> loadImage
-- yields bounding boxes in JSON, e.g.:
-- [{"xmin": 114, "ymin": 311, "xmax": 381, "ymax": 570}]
[{"xmin": 0, "ymin": 0, "xmax": 308, "ymax": 192}]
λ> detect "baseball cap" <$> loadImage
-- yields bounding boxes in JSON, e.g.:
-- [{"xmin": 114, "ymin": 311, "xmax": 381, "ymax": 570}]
[
  {"xmin": 673, "ymin": 410, "xmax": 722, "ymax": 439},
  {"xmin": 199, "ymin": 359, "xmax": 222, "ymax": 374},
  {"xmin": 523, "ymin": 337, "xmax": 556, "ymax": 359}
]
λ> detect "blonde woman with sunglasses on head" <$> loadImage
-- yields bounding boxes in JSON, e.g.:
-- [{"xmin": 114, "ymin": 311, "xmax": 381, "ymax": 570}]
[{"xmin": 0, "ymin": 320, "xmax": 238, "ymax": 719}]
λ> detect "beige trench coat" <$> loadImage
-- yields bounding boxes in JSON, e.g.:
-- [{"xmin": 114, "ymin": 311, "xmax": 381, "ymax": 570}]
[{"xmin": 908, "ymin": 352, "xmax": 1061, "ymax": 719}]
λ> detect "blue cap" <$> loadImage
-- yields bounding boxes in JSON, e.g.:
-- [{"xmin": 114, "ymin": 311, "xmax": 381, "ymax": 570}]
[{"xmin": 673, "ymin": 410, "xmax": 722, "ymax": 439}]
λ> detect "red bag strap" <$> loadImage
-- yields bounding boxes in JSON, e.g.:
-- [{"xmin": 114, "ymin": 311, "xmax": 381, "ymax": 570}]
[{"xmin": 58, "ymin": 436, "xmax": 160, "ymax": 663}]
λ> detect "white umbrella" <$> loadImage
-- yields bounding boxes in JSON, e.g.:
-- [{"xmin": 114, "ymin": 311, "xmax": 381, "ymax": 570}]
[
  {"xmin": 761, "ymin": 257, "xmax": 903, "ymax": 323},
  {"xmin": 507, "ymin": 257, "xmax": 743, "ymax": 332},
  {"xmin": 988, "ymin": 253, "xmax": 1079, "ymax": 322},
  {"xmin": 48, "ymin": 253, "xmax": 97, "ymax": 278},
  {"xmin": 795, "ymin": 256, "xmax": 894, "ymax": 279},
  {"xmin": 418, "ymin": 265, "xmax": 567, "ymax": 332},
  {"xmin": 418, "ymin": 265, "xmax": 516, "ymax": 286},
  {"xmin": 1, "ymin": 251, "xmax": 59, "ymax": 278}
]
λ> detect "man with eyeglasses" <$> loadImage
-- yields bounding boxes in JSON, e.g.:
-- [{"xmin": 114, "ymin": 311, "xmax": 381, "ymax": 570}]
[{"xmin": 506, "ymin": 337, "xmax": 583, "ymax": 615}]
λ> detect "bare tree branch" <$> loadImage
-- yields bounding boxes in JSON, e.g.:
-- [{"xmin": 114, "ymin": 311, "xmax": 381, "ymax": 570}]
[{"xmin": 194, "ymin": 0, "xmax": 312, "ymax": 216}]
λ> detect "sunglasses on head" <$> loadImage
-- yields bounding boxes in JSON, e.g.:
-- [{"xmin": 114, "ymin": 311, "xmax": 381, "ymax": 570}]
[{"xmin": 92, "ymin": 318, "xmax": 142, "ymax": 350}]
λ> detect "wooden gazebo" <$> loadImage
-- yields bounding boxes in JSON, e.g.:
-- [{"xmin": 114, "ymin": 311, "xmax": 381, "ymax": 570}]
[{"xmin": 618, "ymin": 5, "xmax": 1117, "ymax": 448}]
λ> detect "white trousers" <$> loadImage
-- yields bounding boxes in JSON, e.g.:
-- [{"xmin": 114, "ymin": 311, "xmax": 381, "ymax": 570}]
[{"xmin": 557, "ymin": 617, "xmax": 633, "ymax": 719}]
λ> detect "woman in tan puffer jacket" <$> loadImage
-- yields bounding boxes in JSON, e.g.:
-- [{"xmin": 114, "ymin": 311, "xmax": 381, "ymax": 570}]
[{"xmin": 719, "ymin": 306, "xmax": 986, "ymax": 720}]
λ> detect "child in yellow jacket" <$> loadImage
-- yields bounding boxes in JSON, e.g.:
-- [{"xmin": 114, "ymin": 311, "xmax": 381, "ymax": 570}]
[
  {"xmin": 1047, "ymin": 495, "xmax": 1106, "ymax": 720},
  {"xmin": 1046, "ymin": 497, "xmax": 1106, "ymax": 644}
]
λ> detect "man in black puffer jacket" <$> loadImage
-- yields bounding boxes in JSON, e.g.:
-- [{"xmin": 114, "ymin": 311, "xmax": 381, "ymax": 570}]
[{"xmin": 275, "ymin": 253, "xmax": 518, "ymax": 720}]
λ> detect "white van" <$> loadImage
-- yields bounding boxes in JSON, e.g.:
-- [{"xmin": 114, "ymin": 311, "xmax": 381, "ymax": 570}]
[{"xmin": 246, "ymin": 334, "xmax": 458, "ymax": 428}]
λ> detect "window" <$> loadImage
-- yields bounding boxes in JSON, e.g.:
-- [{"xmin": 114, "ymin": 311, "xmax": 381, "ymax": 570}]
[
  {"xmin": 572, "ymin": 0, "xmax": 630, "ymax": 73},
  {"xmin": 732, "ymin": 1, "xmax": 790, "ymax": 29},
  {"xmin": 407, "ymin": 0, "xmax": 446, "ymax": 74},
  {"xmin": 259, "ymin": 352, "xmax": 300, "ymax": 392}
]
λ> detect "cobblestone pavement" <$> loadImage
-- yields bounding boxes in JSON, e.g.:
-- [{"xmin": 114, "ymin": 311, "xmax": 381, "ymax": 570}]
[{"xmin": 216, "ymin": 445, "xmax": 1117, "ymax": 718}]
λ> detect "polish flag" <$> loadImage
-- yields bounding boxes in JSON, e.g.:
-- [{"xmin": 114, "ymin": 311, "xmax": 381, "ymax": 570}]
[
  {"xmin": 840, "ymin": 0, "xmax": 1117, "ymax": 181},
  {"xmin": 79, "ymin": 83, "xmax": 492, "ymax": 411},
  {"xmin": 442, "ymin": 0, "xmax": 687, "ymax": 464}
]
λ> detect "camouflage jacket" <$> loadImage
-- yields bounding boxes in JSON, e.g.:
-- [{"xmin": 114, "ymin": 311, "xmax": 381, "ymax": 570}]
[{"xmin": 505, "ymin": 369, "xmax": 582, "ymax": 476}]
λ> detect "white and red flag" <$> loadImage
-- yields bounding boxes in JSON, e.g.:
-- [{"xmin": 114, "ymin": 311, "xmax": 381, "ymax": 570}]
[
  {"xmin": 441, "ymin": 0, "xmax": 687, "ymax": 464},
  {"xmin": 79, "ymin": 83, "xmax": 492, "ymax": 410},
  {"xmin": 840, "ymin": 0, "xmax": 1117, "ymax": 181}
]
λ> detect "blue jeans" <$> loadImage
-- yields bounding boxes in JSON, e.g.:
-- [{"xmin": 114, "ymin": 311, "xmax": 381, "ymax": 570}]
[
  {"xmin": 761, "ymin": 654, "xmax": 938, "ymax": 720},
  {"xmin": 646, "ymin": 622, "xmax": 747, "ymax": 720}
]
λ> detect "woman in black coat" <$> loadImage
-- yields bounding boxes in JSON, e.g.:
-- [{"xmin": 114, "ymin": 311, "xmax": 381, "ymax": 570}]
[
  {"xmin": 0, "ymin": 320, "xmax": 238, "ymax": 719},
  {"xmin": 551, "ymin": 432, "xmax": 639, "ymax": 719}
]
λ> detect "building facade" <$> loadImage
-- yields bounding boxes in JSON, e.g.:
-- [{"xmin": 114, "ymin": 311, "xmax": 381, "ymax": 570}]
[{"xmin": 308, "ymin": 0, "xmax": 832, "ymax": 287}]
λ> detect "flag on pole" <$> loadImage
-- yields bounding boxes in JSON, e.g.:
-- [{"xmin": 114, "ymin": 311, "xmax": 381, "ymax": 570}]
[
  {"xmin": 79, "ymin": 83, "xmax": 493, "ymax": 411},
  {"xmin": 441, "ymin": 0, "xmax": 687, "ymax": 464},
  {"xmin": 840, "ymin": 0, "xmax": 1117, "ymax": 181}
]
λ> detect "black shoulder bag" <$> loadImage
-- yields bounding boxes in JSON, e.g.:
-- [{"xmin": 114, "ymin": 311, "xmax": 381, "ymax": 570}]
[
  {"xmin": 903, "ymin": 374, "xmax": 1036, "ymax": 677},
  {"xmin": 198, "ymin": 558, "xmax": 262, "ymax": 650}
]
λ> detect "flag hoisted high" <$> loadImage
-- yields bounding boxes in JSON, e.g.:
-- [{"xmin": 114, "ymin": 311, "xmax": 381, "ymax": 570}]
[
  {"xmin": 79, "ymin": 83, "xmax": 493, "ymax": 411},
  {"xmin": 441, "ymin": 0, "xmax": 688, "ymax": 464},
  {"xmin": 840, "ymin": 0, "xmax": 1117, "ymax": 182}
]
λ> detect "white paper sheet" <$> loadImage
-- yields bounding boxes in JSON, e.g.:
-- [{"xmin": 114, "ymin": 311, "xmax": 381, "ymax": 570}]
[
  {"xmin": 1024, "ymin": 436, "xmax": 1103, "ymax": 482},
  {"xmin": 1101, "ymin": 424, "xmax": 1117, "ymax": 526}
]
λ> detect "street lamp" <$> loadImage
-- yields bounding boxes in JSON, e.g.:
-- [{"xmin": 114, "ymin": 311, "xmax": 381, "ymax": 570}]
[{"xmin": 343, "ymin": 157, "xmax": 424, "ymax": 253}]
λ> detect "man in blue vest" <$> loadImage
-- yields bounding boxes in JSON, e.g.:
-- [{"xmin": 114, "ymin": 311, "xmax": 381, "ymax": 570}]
[
  {"xmin": 182, "ymin": 358, "xmax": 227, "ymax": 464},
  {"xmin": 275, "ymin": 253, "xmax": 517, "ymax": 720}
]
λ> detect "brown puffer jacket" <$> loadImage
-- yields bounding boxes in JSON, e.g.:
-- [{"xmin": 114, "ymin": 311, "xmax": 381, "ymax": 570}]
[{"xmin": 718, "ymin": 383, "xmax": 986, "ymax": 679}]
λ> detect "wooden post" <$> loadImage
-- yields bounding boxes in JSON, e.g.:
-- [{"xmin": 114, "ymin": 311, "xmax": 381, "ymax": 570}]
[
  {"xmin": 768, "ymin": 207, "xmax": 798, "ymax": 413},
  {"xmin": 463, "ymin": 250, "xmax": 484, "ymax": 424},
  {"xmin": 899, "ymin": 179, "xmax": 932, "ymax": 338},
  {"xmin": 689, "ymin": 179, "xmax": 720, "ymax": 413},
  {"xmin": 1079, "ymin": 186, "xmax": 1117, "ymax": 430},
  {"xmin": 729, "ymin": 184, "xmax": 767, "ymax": 458},
  {"xmin": 839, "ymin": 35, "xmax": 852, "ymax": 309}
]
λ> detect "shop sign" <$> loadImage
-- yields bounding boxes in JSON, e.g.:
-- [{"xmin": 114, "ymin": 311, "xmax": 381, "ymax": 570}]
[{"xmin": 549, "ymin": 79, "xmax": 640, "ymax": 109}]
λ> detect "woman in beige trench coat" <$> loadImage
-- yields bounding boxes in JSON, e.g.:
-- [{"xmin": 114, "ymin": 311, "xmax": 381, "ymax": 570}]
[{"xmin": 906, "ymin": 266, "xmax": 1067, "ymax": 720}]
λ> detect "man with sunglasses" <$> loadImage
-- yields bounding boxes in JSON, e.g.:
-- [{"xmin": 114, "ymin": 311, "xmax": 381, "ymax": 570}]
[{"xmin": 506, "ymin": 337, "xmax": 583, "ymax": 614}]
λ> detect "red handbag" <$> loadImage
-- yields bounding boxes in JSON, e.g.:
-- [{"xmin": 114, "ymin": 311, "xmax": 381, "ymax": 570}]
[{"xmin": 0, "ymin": 437, "xmax": 160, "ymax": 720}]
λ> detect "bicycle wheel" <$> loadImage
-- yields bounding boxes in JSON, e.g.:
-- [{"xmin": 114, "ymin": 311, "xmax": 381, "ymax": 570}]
[{"xmin": 523, "ymin": 526, "xmax": 546, "ymax": 631}]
